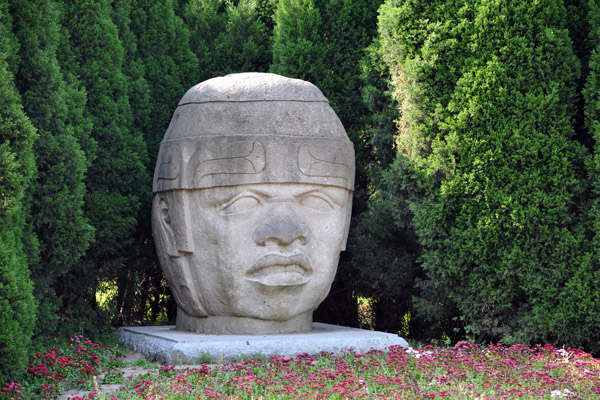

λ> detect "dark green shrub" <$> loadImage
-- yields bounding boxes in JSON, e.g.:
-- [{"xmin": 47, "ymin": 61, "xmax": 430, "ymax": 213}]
[
  {"xmin": 0, "ymin": 4, "xmax": 37, "ymax": 380},
  {"xmin": 379, "ymin": 0, "xmax": 594, "ymax": 348},
  {"xmin": 10, "ymin": 0, "xmax": 94, "ymax": 338},
  {"xmin": 56, "ymin": 0, "xmax": 149, "ymax": 331}
]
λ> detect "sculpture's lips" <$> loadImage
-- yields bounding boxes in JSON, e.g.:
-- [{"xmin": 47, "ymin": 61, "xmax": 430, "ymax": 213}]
[{"xmin": 246, "ymin": 254, "xmax": 312, "ymax": 287}]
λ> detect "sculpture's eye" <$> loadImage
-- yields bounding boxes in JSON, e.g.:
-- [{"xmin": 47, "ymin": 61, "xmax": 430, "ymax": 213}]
[
  {"xmin": 220, "ymin": 194, "xmax": 261, "ymax": 215},
  {"xmin": 299, "ymin": 193, "xmax": 336, "ymax": 212}
]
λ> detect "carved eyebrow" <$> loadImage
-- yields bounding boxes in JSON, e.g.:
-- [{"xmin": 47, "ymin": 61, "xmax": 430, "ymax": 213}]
[
  {"xmin": 219, "ymin": 191, "xmax": 262, "ymax": 213},
  {"xmin": 200, "ymin": 186, "xmax": 270, "ymax": 205},
  {"xmin": 217, "ymin": 188, "xmax": 275, "ymax": 210},
  {"xmin": 291, "ymin": 188, "xmax": 345, "ymax": 207},
  {"xmin": 246, "ymin": 188, "xmax": 273, "ymax": 199}
]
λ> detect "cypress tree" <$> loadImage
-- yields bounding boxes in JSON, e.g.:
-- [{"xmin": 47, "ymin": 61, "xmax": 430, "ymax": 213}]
[
  {"xmin": 257, "ymin": 0, "xmax": 277, "ymax": 32},
  {"xmin": 58, "ymin": 0, "xmax": 148, "ymax": 332},
  {"xmin": 377, "ymin": 0, "xmax": 489, "ymax": 338},
  {"xmin": 360, "ymin": 38, "xmax": 398, "ymax": 171},
  {"xmin": 0, "ymin": 1, "xmax": 37, "ymax": 379},
  {"xmin": 184, "ymin": 0, "xmax": 228, "ymax": 82},
  {"xmin": 576, "ymin": 0, "xmax": 600, "ymax": 354},
  {"xmin": 112, "ymin": 0, "xmax": 151, "ymax": 141},
  {"xmin": 271, "ymin": 0, "xmax": 328, "ymax": 91},
  {"xmin": 344, "ymin": 36, "xmax": 427, "ymax": 335},
  {"xmin": 184, "ymin": 0, "xmax": 270, "ymax": 82},
  {"xmin": 113, "ymin": 0, "xmax": 164, "ymax": 324},
  {"xmin": 10, "ymin": 0, "xmax": 94, "ymax": 337},
  {"xmin": 563, "ymin": 0, "xmax": 595, "ymax": 149},
  {"xmin": 128, "ymin": 0, "xmax": 198, "ymax": 162},
  {"xmin": 217, "ymin": 0, "xmax": 270, "ymax": 73},
  {"xmin": 380, "ymin": 0, "xmax": 590, "ymax": 346}
]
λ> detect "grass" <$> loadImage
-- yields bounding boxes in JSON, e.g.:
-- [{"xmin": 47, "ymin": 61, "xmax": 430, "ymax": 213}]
[{"xmin": 1, "ymin": 336, "xmax": 599, "ymax": 399}]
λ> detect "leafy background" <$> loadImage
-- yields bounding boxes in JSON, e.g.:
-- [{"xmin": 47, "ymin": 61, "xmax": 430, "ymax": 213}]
[{"xmin": 1, "ymin": 0, "xmax": 600, "ymax": 384}]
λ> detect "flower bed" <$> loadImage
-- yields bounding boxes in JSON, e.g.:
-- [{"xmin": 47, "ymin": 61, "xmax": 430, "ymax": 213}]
[{"xmin": 2, "ymin": 338, "xmax": 599, "ymax": 399}]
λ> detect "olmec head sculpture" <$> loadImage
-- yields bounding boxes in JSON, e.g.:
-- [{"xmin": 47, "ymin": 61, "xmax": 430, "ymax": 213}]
[{"xmin": 152, "ymin": 73, "xmax": 354, "ymax": 334}]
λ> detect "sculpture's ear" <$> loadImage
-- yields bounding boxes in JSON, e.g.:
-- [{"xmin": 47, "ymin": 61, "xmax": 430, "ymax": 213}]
[
  {"xmin": 340, "ymin": 190, "xmax": 353, "ymax": 251},
  {"xmin": 154, "ymin": 191, "xmax": 195, "ymax": 257}
]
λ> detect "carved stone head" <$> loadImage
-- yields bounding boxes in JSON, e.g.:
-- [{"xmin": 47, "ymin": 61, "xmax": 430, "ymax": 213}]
[{"xmin": 152, "ymin": 73, "xmax": 354, "ymax": 334}]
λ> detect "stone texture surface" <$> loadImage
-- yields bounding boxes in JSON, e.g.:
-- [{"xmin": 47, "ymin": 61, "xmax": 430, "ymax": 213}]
[
  {"xmin": 117, "ymin": 323, "xmax": 409, "ymax": 364},
  {"xmin": 178, "ymin": 73, "xmax": 327, "ymax": 103},
  {"xmin": 151, "ymin": 73, "xmax": 355, "ymax": 334}
]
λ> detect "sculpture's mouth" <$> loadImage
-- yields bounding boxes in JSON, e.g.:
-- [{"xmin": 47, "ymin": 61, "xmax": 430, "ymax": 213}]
[{"xmin": 246, "ymin": 254, "xmax": 312, "ymax": 287}]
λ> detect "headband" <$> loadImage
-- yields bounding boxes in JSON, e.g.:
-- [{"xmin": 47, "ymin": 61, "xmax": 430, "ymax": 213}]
[{"xmin": 153, "ymin": 135, "xmax": 354, "ymax": 191}]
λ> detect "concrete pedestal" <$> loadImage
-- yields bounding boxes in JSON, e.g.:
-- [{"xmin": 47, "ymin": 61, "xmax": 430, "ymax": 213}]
[{"xmin": 116, "ymin": 323, "xmax": 409, "ymax": 364}]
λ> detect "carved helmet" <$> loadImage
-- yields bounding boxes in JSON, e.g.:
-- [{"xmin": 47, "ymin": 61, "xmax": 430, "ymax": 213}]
[{"xmin": 153, "ymin": 73, "xmax": 355, "ymax": 193}]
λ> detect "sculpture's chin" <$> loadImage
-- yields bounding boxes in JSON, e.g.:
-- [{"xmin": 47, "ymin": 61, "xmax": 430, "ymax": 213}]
[{"xmin": 176, "ymin": 307, "xmax": 314, "ymax": 334}]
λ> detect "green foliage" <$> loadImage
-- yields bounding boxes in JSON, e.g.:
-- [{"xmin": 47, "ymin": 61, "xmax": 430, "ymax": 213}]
[
  {"xmin": 129, "ymin": 0, "xmax": 198, "ymax": 161},
  {"xmin": 378, "ymin": 0, "xmax": 475, "ymax": 162},
  {"xmin": 272, "ymin": 0, "xmax": 382, "ymax": 128},
  {"xmin": 184, "ymin": 0, "xmax": 228, "ymax": 81},
  {"xmin": 353, "ymin": 0, "xmax": 473, "ymax": 337},
  {"xmin": 1, "ymin": 0, "xmax": 599, "ymax": 358},
  {"xmin": 0, "ymin": 5, "xmax": 37, "ymax": 380},
  {"xmin": 347, "ymin": 35, "xmax": 430, "ymax": 335},
  {"xmin": 184, "ymin": 0, "xmax": 270, "ymax": 83},
  {"xmin": 360, "ymin": 38, "xmax": 398, "ymax": 170},
  {"xmin": 110, "ymin": 0, "xmax": 157, "ymax": 326},
  {"xmin": 378, "ymin": 0, "xmax": 594, "ymax": 348},
  {"xmin": 577, "ymin": 1, "xmax": 600, "ymax": 355},
  {"xmin": 10, "ymin": 0, "xmax": 94, "ymax": 338},
  {"xmin": 219, "ymin": 0, "xmax": 271, "ymax": 73},
  {"xmin": 57, "ymin": 0, "xmax": 149, "ymax": 332},
  {"xmin": 348, "ymin": 177, "xmax": 423, "ymax": 333},
  {"xmin": 271, "ymin": 0, "xmax": 328, "ymax": 91},
  {"xmin": 256, "ymin": 0, "xmax": 277, "ymax": 31},
  {"xmin": 112, "ymin": 0, "xmax": 152, "ymax": 149}
]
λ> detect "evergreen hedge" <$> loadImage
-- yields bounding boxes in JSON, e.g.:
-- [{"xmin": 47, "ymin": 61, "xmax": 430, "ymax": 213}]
[
  {"xmin": 1, "ymin": 0, "xmax": 600, "ymax": 369},
  {"xmin": 0, "ymin": 2, "xmax": 37, "ymax": 380},
  {"xmin": 10, "ymin": 0, "xmax": 94, "ymax": 338},
  {"xmin": 378, "ymin": 0, "xmax": 598, "ymax": 350}
]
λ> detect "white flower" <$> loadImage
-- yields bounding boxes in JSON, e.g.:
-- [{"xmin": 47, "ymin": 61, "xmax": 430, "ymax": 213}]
[
  {"xmin": 550, "ymin": 389, "xmax": 575, "ymax": 398},
  {"xmin": 406, "ymin": 347, "xmax": 422, "ymax": 358}
]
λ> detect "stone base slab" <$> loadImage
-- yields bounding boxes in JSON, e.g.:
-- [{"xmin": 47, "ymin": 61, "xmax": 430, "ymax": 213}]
[{"xmin": 116, "ymin": 323, "xmax": 409, "ymax": 364}]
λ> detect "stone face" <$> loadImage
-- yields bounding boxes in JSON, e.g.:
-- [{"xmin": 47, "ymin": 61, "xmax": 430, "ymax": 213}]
[{"xmin": 152, "ymin": 73, "xmax": 354, "ymax": 334}]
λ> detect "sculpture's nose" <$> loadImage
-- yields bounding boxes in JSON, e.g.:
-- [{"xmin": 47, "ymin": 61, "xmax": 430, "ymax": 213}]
[{"xmin": 253, "ymin": 217, "xmax": 311, "ymax": 246}]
